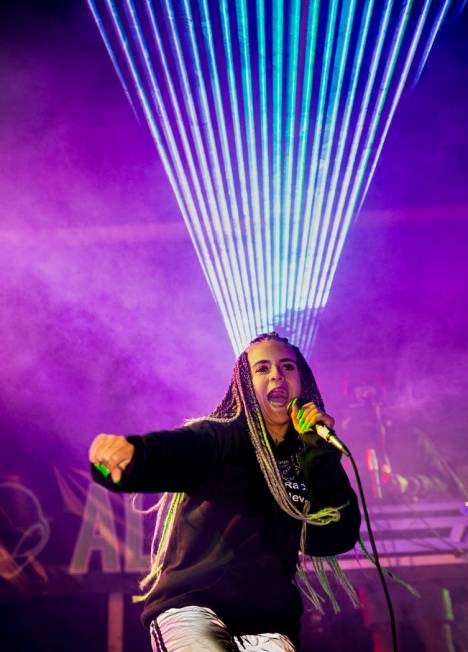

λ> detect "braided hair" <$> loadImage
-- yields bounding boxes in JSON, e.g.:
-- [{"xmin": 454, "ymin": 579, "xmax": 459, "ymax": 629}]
[{"xmin": 135, "ymin": 332, "xmax": 346, "ymax": 604}]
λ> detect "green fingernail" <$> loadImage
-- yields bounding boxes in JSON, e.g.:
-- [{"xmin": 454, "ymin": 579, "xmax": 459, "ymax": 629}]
[
  {"xmin": 297, "ymin": 408, "xmax": 304, "ymax": 420},
  {"xmin": 94, "ymin": 463, "xmax": 110, "ymax": 478}
]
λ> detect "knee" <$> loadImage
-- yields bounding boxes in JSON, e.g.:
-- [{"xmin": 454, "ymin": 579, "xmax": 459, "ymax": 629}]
[{"xmin": 151, "ymin": 607, "xmax": 237, "ymax": 652}]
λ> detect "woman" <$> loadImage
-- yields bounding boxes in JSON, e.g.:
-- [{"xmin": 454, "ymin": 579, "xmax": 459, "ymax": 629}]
[{"xmin": 89, "ymin": 332, "xmax": 361, "ymax": 651}]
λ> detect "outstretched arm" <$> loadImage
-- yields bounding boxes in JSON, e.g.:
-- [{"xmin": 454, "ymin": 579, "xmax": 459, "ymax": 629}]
[{"xmin": 88, "ymin": 422, "xmax": 221, "ymax": 494}]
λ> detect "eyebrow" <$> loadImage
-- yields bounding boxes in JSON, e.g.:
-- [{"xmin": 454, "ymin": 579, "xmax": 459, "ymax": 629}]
[{"xmin": 252, "ymin": 357, "xmax": 297, "ymax": 367}]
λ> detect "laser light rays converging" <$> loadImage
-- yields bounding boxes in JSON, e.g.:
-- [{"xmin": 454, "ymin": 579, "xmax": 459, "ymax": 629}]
[{"xmin": 88, "ymin": 0, "xmax": 456, "ymax": 355}]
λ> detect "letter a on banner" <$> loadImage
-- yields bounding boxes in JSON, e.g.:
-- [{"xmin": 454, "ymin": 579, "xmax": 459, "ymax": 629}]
[{"xmin": 70, "ymin": 483, "xmax": 121, "ymax": 574}]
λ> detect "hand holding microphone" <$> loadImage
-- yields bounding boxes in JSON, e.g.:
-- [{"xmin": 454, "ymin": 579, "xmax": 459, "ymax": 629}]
[{"xmin": 287, "ymin": 397, "xmax": 350, "ymax": 457}]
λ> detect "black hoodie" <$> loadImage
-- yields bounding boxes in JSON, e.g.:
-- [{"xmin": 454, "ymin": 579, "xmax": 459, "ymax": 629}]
[{"xmin": 91, "ymin": 417, "xmax": 360, "ymax": 644}]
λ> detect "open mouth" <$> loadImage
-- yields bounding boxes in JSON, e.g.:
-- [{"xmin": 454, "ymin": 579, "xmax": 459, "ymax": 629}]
[{"xmin": 267, "ymin": 388, "xmax": 289, "ymax": 407}]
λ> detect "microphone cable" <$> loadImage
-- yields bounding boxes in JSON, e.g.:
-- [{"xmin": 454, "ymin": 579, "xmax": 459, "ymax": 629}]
[{"xmin": 348, "ymin": 449, "xmax": 399, "ymax": 652}]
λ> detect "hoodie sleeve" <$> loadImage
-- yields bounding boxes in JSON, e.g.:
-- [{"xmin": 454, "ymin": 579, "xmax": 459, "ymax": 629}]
[
  {"xmin": 90, "ymin": 420, "xmax": 225, "ymax": 495},
  {"xmin": 299, "ymin": 435, "xmax": 361, "ymax": 556}
]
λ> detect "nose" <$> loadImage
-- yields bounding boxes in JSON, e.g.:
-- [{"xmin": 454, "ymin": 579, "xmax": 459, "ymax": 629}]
[{"xmin": 269, "ymin": 366, "xmax": 285, "ymax": 382}]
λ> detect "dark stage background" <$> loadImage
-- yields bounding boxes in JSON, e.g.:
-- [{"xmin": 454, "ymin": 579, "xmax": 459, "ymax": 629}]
[{"xmin": 1, "ymin": 1, "xmax": 468, "ymax": 650}]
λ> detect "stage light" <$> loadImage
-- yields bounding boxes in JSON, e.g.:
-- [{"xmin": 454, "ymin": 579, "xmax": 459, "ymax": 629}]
[{"xmin": 88, "ymin": 0, "xmax": 456, "ymax": 355}]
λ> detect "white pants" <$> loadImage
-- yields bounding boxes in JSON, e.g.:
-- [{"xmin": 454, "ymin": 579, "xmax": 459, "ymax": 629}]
[{"xmin": 150, "ymin": 606, "xmax": 296, "ymax": 652}]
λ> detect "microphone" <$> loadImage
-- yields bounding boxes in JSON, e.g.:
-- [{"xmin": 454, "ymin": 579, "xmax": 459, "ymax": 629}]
[{"xmin": 287, "ymin": 397, "xmax": 351, "ymax": 457}]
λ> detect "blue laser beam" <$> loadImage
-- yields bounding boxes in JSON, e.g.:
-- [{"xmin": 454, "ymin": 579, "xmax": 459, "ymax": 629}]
[
  {"xmin": 88, "ymin": 0, "xmax": 456, "ymax": 355},
  {"xmin": 294, "ymin": 0, "xmax": 357, "ymax": 346}
]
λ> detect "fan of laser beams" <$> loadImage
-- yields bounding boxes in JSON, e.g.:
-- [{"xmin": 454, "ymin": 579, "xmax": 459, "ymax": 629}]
[{"xmin": 88, "ymin": 0, "xmax": 455, "ymax": 355}]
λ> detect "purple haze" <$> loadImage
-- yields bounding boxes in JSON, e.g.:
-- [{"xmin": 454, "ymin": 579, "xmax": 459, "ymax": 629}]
[
  {"xmin": 1, "ymin": 3, "xmax": 468, "ymax": 482},
  {"xmin": 0, "ymin": 4, "xmax": 233, "ymax": 474}
]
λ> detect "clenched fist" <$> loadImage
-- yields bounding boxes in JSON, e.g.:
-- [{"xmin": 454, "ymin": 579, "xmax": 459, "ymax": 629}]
[{"xmin": 89, "ymin": 434, "xmax": 135, "ymax": 483}]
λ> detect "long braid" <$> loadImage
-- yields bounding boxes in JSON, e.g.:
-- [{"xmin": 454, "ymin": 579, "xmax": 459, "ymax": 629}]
[{"xmin": 134, "ymin": 332, "xmax": 354, "ymax": 609}]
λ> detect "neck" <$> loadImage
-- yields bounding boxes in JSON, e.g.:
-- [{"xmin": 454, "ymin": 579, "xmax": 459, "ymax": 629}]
[{"xmin": 266, "ymin": 422, "xmax": 289, "ymax": 445}]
